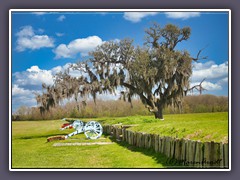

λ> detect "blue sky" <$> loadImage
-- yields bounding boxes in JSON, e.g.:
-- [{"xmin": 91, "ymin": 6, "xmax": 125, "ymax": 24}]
[{"xmin": 11, "ymin": 10, "xmax": 230, "ymax": 112}]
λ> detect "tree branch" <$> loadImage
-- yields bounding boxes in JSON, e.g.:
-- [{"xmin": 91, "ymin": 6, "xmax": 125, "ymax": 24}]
[{"xmin": 192, "ymin": 46, "xmax": 208, "ymax": 61}]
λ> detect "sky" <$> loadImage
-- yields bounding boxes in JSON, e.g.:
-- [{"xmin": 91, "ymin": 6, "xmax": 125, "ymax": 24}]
[{"xmin": 10, "ymin": 10, "xmax": 230, "ymax": 113}]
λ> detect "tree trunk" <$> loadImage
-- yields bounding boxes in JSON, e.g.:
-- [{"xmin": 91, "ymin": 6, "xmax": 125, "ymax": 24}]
[{"xmin": 154, "ymin": 107, "xmax": 164, "ymax": 120}]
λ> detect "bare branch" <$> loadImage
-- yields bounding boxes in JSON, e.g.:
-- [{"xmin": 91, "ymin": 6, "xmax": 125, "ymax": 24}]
[
  {"xmin": 192, "ymin": 45, "xmax": 209, "ymax": 61},
  {"xmin": 186, "ymin": 78, "xmax": 207, "ymax": 95}
]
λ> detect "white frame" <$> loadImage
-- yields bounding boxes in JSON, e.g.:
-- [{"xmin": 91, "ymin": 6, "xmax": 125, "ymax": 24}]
[{"xmin": 9, "ymin": 9, "xmax": 231, "ymax": 172}]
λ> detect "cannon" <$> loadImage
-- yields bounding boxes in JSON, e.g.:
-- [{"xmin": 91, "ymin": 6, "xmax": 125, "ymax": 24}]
[{"xmin": 47, "ymin": 118, "xmax": 103, "ymax": 142}]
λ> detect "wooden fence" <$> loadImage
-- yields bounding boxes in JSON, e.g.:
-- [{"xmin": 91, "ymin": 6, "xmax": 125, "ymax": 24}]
[{"xmin": 103, "ymin": 125, "xmax": 229, "ymax": 168}]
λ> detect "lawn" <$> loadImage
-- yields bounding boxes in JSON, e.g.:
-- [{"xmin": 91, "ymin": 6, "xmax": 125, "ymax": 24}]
[
  {"xmin": 11, "ymin": 120, "xmax": 169, "ymax": 169},
  {"xmin": 98, "ymin": 112, "xmax": 228, "ymax": 143},
  {"xmin": 11, "ymin": 112, "xmax": 228, "ymax": 169}
]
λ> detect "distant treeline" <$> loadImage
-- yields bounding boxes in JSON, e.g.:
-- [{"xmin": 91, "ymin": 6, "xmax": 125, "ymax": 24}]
[{"xmin": 12, "ymin": 94, "xmax": 228, "ymax": 121}]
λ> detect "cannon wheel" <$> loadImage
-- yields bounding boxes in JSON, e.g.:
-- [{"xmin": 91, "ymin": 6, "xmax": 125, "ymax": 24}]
[{"xmin": 84, "ymin": 121, "xmax": 103, "ymax": 139}]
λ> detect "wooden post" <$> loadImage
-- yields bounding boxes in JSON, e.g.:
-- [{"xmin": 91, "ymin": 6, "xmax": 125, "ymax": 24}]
[
  {"xmin": 137, "ymin": 132, "xmax": 140, "ymax": 147},
  {"xmin": 181, "ymin": 139, "xmax": 186, "ymax": 166},
  {"xmin": 106, "ymin": 125, "xmax": 110, "ymax": 134},
  {"xmin": 138, "ymin": 132, "xmax": 141, "ymax": 147},
  {"xmin": 219, "ymin": 143, "xmax": 224, "ymax": 168},
  {"xmin": 187, "ymin": 140, "xmax": 196, "ymax": 167},
  {"xmin": 131, "ymin": 131, "xmax": 134, "ymax": 145},
  {"xmin": 174, "ymin": 139, "xmax": 179, "ymax": 160},
  {"xmin": 165, "ymin": 137, "xmax": 171, "ymax": 157},
  {"xmin": 203, "ymin": 142, "xmax": 212, "ymax": 168},
  {"xmin": 175, "ymin": 139, "xmax": 183, "ymax": 161},
  {"xmin": 224, "ymin": 143, "xmax": 229, "ymax": 168},
  {"xmin": 140, "ymin": 133, "xmax": 144, "ymax": 148},
  {"xmin": 170, "ymin": 138, "xmax": 175, "ymax": 159},
  {"xmin": 127, "ymin": 130, "xmax": 130, "ymax": 144},
  {"xmin": 194, "ymin": 141, "xmax": 203, "ymax": 168},
  {"xmin": 114, "ymin": 126, "xmax": 117, "ymax": 138},
  {"xmin": 109, "ymin": 125, "xmax": 112, "ymax": 134},
  {"xmin": 154, "ymin": 134, "xmax": 159, "ymax": 152},
  {"xmin": 212, "ymin": 142, "xmax": 221, "ymax": 168},
  {"xmin": 125, "ymin": 130, "xmax": 128, "ymax": 143},
  {"xmin": 184, "ymin": 140, "xmax": 189, "ymax": 165},
  {"xmin": 158, "ymin": 137, "xmax": 162, "ymax": 154},
  {"xmin": 161, "ymin": 137, "xmax": 166, "ymax": 154},
  {"xmin": 148, "ymin": 134, "xmax": 152, "ymax": 149},
  {"xmin": 133, "ymin": 131, "xmax": 136, "ymax": 146},
  {"xmin": 135, "ymin": 132, "xmax": 138, "ymax": 147},
  {"xmin": 132, "ymin": 131, "xmax": 135, "ymax": 145},
  {"xmin": 150, "ymin": 134, "xmax": 155, "ymax": 149},
  {"xmin": 144, "ymin": 134, "xmax": 147, "ymax": 149}
]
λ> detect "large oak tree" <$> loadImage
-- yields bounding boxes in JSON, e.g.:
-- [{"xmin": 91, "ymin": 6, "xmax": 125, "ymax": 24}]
[{"xmin": 36, "ymin": 23, "xmax": 206, "ymax": 119}]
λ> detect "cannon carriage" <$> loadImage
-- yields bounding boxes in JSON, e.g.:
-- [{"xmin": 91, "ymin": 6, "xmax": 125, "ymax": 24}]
[{"xmin": 47, "ymin": 118, "xmax": 103, "ymax": 142}]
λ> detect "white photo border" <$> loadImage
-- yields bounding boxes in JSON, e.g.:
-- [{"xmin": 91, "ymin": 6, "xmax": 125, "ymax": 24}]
[{"xmin": 9, "ymin": 9, "xmax": 231, "ymax": 172}]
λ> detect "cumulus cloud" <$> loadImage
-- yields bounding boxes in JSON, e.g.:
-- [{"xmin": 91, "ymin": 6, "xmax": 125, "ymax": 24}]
[
  {"xmin": 57, "ymin": 15, "xmax": 66, "ymax": 21},
  {"xmin": 12, "ymin": 84, "xmax": 32, "ymax": 96},
  {"xmin": 217, "ymin": 77, "xmax": 228, "ymax": 85},
  {"xmin": 189, "ymin": 61, "xmax": 228, "ymax": 94},
  {"xmin": 190, "ymin": 81, "xmax": 222, "ymax": 92},
  {"xmin": 123, "ymin": 12, "xmax": 158, "ymax": 23},
  {"xmin": 16, "ymin": 26, "xmax": 54, "ymax": 52},
  {"xmin": 12, "ymin": 63, "xmax": 86, "ymax": 88},
  {"xmin": 53, "ymin": 36, "xmax": 103, "ymax": 59},
  {"xmin": 191, "ymin": 61, "xmax": 228, "ymax": 82},
  {"xmin": 12, "ymin": 84, "xmax": 40, "ymax": 112},
  {"xmin": 165, "ymin": 12, "xmax": 200, "ymax": 20},
  {"xmin": 12, "ymin": 63, "xmax": 85, "ymax": 111},
  {"xmin": 13, "ymin": 66, "xmax": 54, "ymax": 86}
]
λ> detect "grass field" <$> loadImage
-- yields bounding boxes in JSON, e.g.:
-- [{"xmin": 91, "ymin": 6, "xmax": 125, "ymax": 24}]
[
  {"xmin": 11, "ymin": 112, "xmax": 228, "ymax": 169},
  {"xmin": 98, "ymin": 112, "xmax": 228, "ymax": 143}
]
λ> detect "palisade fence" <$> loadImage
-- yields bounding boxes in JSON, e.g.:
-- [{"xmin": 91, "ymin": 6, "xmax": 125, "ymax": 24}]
[{"xmin": 103, "ymin": 125, "xmax": 229, "ymax": 168}]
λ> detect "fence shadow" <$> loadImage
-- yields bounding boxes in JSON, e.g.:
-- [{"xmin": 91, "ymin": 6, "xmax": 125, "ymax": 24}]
[{"xmin": 103, "ymin": 134, "xmax": 183, "ymax": 169}]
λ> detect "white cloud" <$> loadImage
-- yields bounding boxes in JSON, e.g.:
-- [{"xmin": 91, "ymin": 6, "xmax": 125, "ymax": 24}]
[
  {"xmin": 189, "ymin": 61, "xmax": 228, "ymax": 94},
  {"xmin": 12, "ymin": 63, "xmax": 86, "ymax": 89},
  {"xmin": 14, "ymin": 66, "xmax": 54, "ymax": 86},
  {"xmin": 53, "ymin": 36, "xmax": 103, "ymax": 59},
  {"xmin": 12, "ymin": 84, "xmax": 32, "ymax": 96},
  {"xmin": 123, "ymin": 12, "xmax": 158, "ymax": 23},
  {"xmin": 51, "ymin": 63, "xmax": 86, "ymax": 77},
  {"xmin": 32, "ymin": 12, "xmax": 46, "ymax": 16},
  {"xmin": 190, "ymin": 81, "xmax": 222, "ymax": 91},
  {"xmin": 191, "ymin": 61, "xmax": 228, "ymax": 82},
  {"xmin": 12, "ymin": 84, "xmax": 40, "ymax": 112},
  {"xmin": 16, "ymin": 26, "xmax": 35, "ymax": 37},
  {"xmin": 56, "ymin": 32, "xmax": 64, "ymax": 37},
  {"xmin": 57, "ymin": 15, "xmax": 66, "ymax": 21},
  {"xmin": 12, "ymin": 63, "xmax": 85, "ymax": 111},
  {"xmin": 165, "ymin": 12, "xmax": 200, "ymax": 20},
  {"xmin": 51, "ymin": 66, "xmax": 63, "ymax": 74},
  {"xmin": 16, "ymin": 26, "xmax": 54, "ymax": 52},
  {"xmin": 217, "ymin": 77, "xmax": 228, "ymax": 85},
  {"xmin": 97, "ymin": 91, "xmax": 120, "ymax": 101},
  {"xmin": 192, "ymin": 61, "xmax": 215, "ymax": 70}
]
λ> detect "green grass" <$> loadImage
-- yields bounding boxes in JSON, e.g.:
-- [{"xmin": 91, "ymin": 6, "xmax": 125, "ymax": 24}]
[
  {"xmin": 11, "ymin": 112, "xmax": 228, "ymax": 168},
  {"xmin": 12, "ymin": 135, "xmax": 169, "ymax": 168},
  {"xmin": 11, "ymin": 120, "xmax": 170, "ymax": 168},
  {"xmin": 97, "ymin": 112, "xmax": 228, "ymax": 143}
]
